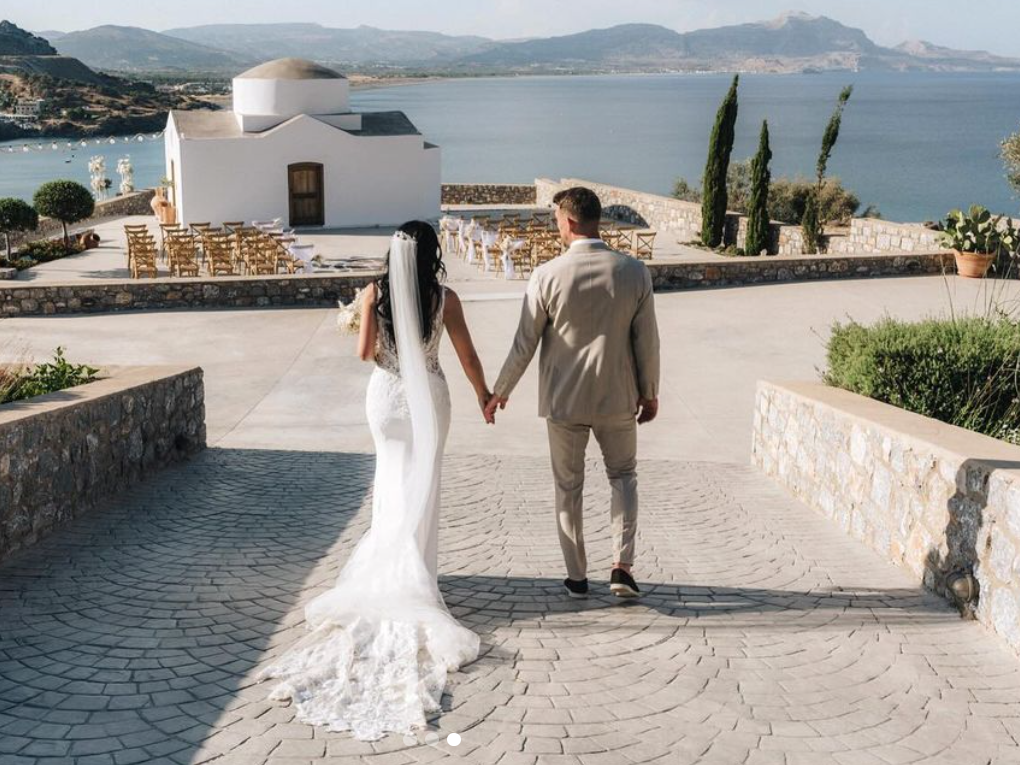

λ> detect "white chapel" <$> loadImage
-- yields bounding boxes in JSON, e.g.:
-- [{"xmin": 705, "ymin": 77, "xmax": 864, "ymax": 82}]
[{"xmin": 163, "ymin": 58, "xmax": 440, "ymax": 228}]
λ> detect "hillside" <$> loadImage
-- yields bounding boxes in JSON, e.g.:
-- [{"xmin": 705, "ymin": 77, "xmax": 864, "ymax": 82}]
[
  {"xmin": 0, "ymin": 20, "xmax": 55, "ymax": 55},
  {"xmin": 457, "ymin": 12, "xmax": 1020, "ymax": 72},
  {"xmin": 0, "ymin": 21, "xmax": 215, "ymax": 140},
  {"xmin": 54, "ymin": 25, "xmax": 255, "ymax": 72},
  {"xmin": 163, "ymin": 23, "xmax": 492, "ymax": 67}
]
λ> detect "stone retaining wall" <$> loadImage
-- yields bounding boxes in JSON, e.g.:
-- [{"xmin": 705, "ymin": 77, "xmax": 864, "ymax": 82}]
[
  {"xmin": 752, "ymin": 380, "xmax": 1020, "ymax": 655},
  {"xmin": 832, "ymin": 218, "xmax": 944, "ymax": 254},
  {"xmin": 442, "ymin": 183, "xmax": 536, "ymax": 206},
  {"xmin": 0, "ymin": 272, "xmax": 379, "ymax": 316},
  {"xmin": 645, "ymin": 250, "xmax": 949, "ymax": 290},
  {"xmin": 0, "ymin": 252, "xmax": 950, "ymax": 317},
  {"xmin": 0, "ymin": 365, "xmax": 206, "ymax": 562},
  {"xmin": 536, "ymin": 178, "xmax": 952, "ymax": 257},
  {"xmin": 7, "ymin": 189, "xmax": 157, "ymax": 252},
  {"xmin": 537, "ymin": 177, "xmax": 706, "ymax": 242}
]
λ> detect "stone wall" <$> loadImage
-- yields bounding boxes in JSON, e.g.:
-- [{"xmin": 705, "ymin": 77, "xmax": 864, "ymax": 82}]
[
  {"xmin": 0, "ymin": 365, "xmax": 206, "ymax": 562},
  {"xmin": 7, "ymin": 189, "xmax": 157, "ymax": 252},
  {"xmin": 753, "ymin": 380, "xmax": 1020, "ymax": 655},
  {"xmin": 830, "ymin": 218, "xmax": 944, "ymax": 254},
  {"xmin": 537, "ymin": 178, "xmax": 952, "ymax": 257},
  {"xmin": 0, "ymin": 271, "xmax": 379, "ymax": 316},
  {"xmin": 442, "ymin": 183, "xmax": 536, "ymax": 206},
  {"xmin": 0, "ymin": 252, "xmax": 950, "ymax": 317},
  {"xmin": 536, "ymin": 177, "xmax": 705, "ymax": 242},
  {"xmin": 645, "ymin": 251, "xmax": 950, "ymax": 291}
]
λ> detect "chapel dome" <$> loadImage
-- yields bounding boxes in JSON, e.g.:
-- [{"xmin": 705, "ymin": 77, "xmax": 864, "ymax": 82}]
[
  {"xmin": 236, "ymin": 58, "xmax": 346, "ymax": 81},
  {"xmin": 232, "ymin": 58, "xmax": 350, "ymax": 122}
]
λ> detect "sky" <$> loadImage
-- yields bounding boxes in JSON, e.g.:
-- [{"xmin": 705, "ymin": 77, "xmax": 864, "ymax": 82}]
[{"xmin": 5, "ymin": 0, "xmax": 1020, "ymax": 58}]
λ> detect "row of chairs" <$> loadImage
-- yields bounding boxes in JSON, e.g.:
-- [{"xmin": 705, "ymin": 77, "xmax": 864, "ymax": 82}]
[
  {"xmin": 124, "ymin": 225, "xmax": 159, "ymax": 278},
  {"xmin": 445, "ymin": 213, "xmax": 656, "ymax": 279},
  {"xmin": 124, "ymin": 222, "xmax": 305, "ymax": 278}
]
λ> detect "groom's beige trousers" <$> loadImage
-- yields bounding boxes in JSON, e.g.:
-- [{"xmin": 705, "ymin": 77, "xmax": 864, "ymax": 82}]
[{"xmin": 546, "ymin": 414, "xmax": 638, "ymax": 581}]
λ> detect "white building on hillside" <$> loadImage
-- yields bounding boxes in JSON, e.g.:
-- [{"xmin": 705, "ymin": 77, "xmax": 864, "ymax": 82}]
[{"xmin": 163, "ymin": 58, "xmax": 440, "ymax": 228}]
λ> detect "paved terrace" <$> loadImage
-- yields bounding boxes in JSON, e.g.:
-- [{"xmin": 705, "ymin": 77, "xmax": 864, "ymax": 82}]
[
  {"xmin": 8, "ymin": 210, "xmax": 726, "ymax": 287},
  {"xmin": 2, "ymin": 219, "xmax": 1020, "ymax": 764}
]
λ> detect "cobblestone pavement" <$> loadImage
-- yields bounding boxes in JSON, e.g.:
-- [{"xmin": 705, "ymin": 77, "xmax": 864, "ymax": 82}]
[{"xmin": 2, "ymin": 450, "xmax": 1020, "ymax": 765}]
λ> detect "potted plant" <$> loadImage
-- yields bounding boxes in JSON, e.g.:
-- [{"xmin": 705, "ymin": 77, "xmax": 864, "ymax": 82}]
[
  {"xmin": 939, "ymin": 205, "xmax": 1019, "ymax": 278},
  {"xmin": 151, "ymin": 177, "xmax": 177, "ymax": 224}
]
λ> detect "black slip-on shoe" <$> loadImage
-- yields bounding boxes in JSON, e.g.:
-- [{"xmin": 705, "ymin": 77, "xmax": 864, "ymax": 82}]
[
  {"xmin": 610, "ymin": 568, "xmax": 641, "ymax": 598},
  {"xmin": 563, "ymin": 578, "xmax": 589, "ymax": 599}
]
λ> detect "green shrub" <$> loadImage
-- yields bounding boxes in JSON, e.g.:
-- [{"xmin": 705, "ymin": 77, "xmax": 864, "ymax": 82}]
[
  {"xmin": 1003, "ymin": 129, "xmax": 1020, "ymax": 196},
  {"xmin": 10, "ymin": 238, "xmax": 84, "ymax": 269},
  {"xmin": 0, "ymin": 347, "xmax": 99, "ymax": 405},
  {"xmin": 769, "ymin": 176, "xmax": 862, "ymax": 225},
  {"xmin": 824, "ymin": 317, "xmax": 1020, "ymax": 444},
  {"xmin": 673, "ymin": 172, "xmax": 870, "ymax": 226},
  {"xmin": 33, "ymin": 180, "xmax": 94, "ymax": 248}
]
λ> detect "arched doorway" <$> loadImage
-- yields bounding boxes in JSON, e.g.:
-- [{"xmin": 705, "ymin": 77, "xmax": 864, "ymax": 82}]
[{"xmin": 288, "ymin": 163, "xmax": 324, "ymax": 227}]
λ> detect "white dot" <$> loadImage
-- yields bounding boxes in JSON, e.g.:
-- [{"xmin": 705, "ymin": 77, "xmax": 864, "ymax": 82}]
[
  {"xmin": 424, "ymin": 731, "xmax": 439, "ymax": 745},
  {"xmin": 447, "ymin": 732, "xmax": 461, "ymax": 746}
]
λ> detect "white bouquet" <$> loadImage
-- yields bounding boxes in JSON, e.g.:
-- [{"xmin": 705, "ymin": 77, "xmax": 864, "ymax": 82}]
[{"xmin": 336, "ymin": 287, "xmax": 367, "ymax": 335}]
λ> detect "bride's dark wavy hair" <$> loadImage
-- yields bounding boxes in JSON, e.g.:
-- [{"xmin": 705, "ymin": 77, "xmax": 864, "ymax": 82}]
[{"xmin": 375, "ymin": 220, "xmax": 447, "ymax": 343}]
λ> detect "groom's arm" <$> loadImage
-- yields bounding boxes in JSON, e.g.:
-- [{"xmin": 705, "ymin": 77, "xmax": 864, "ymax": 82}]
[
  {"xmin": 631, "ymin": 266, "xmax": 660, "ymax": 402},
  {"xmin": 493, "ymin": 272, "xmax": 549, "ymax": 400}
]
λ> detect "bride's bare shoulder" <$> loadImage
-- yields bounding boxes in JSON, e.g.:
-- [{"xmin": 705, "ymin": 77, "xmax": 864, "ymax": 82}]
[{"xmin": 442, "ymin": 287, "xmax": 461, "ymax": 313}]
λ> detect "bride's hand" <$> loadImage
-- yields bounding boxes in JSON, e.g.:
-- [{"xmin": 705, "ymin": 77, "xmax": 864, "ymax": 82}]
[{"xmin": 478, "ymin": 389, "xmax": 494, "ymax": 422}]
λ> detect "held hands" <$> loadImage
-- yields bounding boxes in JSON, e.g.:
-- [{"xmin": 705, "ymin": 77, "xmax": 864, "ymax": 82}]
[
  {"xmin": 483, "ymin": 393, "xmax": 508, "ymax": 425},
  {"xmin": 637, "ymin": 397, "xmax": 659, "ymax": 425}
]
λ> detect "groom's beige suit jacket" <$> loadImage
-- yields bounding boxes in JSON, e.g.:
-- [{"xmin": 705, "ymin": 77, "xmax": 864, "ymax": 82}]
[{"xmin": 493, "ymin": 239, "xmax": 660, "ymax": 423}]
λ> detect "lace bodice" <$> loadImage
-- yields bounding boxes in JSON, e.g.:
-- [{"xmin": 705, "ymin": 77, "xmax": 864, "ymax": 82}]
[{"xmin": 374, "ymin": 287, "xmax": 446, "ymax": 378}]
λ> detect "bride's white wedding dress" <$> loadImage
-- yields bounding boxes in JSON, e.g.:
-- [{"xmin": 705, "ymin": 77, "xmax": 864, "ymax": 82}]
[{"xmin": 256, "ymin": 236, "xmax": 479, "ymax": 741}]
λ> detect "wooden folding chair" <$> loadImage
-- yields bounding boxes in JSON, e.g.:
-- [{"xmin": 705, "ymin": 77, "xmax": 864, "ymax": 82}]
[
  {"xmin": 203, "ymin": 233, "xmax": 235, "ymax": 276},
  {"xmin": 166, "ymin": 233, "xmax": 200, "ymax": 277},
  {"xmin": 130, "ymin": 237, "xmax": 159, "ymax": 279},
  {"xmin": 633, "ymin": 231, "xmax": 656, "ymax": 260}
]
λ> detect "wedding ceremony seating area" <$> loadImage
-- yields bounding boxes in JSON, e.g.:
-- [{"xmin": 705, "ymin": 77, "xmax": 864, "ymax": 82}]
[
  {"xmin": 124, "ymin": 219, "xmax": 315, "ymax": 279},
  {"xmin": 440, "ymin": 210, "xmax": 657, "ymax": 279}
]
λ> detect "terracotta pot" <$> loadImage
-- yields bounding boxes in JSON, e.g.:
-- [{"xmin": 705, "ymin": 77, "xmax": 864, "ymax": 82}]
[{"xmin": 953, "ymin": 249, "xmax": 995, "ymax": 278}]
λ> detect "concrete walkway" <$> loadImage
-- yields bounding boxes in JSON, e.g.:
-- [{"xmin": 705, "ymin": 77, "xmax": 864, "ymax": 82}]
[
  {"xmin": 2, "ymin": 267, "xmax": 1020, "ymax": 763},
  {"xmin": 2, "ymin": 452, "xmax": 1020, "ymax": 765},
  {"xmin": 2, "ymin": 270, "xmax": 1017, "ymax": 463}
]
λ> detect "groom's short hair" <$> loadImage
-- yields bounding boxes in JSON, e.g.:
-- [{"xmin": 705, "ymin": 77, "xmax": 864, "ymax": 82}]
[{"xmin": 553, "ymin": 187, "xmax": 602, "ymax": 225}]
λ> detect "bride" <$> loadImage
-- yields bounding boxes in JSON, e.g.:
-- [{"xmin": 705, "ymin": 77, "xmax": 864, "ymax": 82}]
[{"xmin": 257, "ymin": 221, "xmax": 491, "ymax": 740}]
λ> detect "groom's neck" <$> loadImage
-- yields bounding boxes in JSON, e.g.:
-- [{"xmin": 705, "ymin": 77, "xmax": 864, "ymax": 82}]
[{"xmin": 566, "ymin": 228, "xmax": 600, "ymax": 245}]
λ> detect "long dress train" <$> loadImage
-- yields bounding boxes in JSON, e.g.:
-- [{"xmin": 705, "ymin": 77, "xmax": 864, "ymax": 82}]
[{"xmin": 256, "ymin": 285, "xmax": 479, "ymax": 741}]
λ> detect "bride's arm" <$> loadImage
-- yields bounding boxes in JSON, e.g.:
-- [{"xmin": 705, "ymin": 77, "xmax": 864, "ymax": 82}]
[
  {"xmin": 443, "ymin": 289, "xmax": 493, "ymax": 419},
  {"xmin": 357, "ymin": 282, "xmax": 378, "ymax": 362}
]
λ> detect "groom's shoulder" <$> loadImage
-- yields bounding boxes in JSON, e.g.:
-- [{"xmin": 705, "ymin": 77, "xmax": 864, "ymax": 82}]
[{"xmin": 610, "ymin": 248, "xmax": 652, "ymax": 279}]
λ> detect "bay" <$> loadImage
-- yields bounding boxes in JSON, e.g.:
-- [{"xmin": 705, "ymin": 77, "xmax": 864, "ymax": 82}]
[{"xmin": 1, "ymin": 71, "xmax": 1018, "ymax": 223}]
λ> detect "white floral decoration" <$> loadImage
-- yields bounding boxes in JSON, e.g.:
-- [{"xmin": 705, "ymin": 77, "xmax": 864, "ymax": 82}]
[
  {"xmin": 116, "ymin": 156, "xmax": 134, "ymax": 195},
  {"xmin": 337, "ymin": 287, "xmax": 367, "ymax": 335}
]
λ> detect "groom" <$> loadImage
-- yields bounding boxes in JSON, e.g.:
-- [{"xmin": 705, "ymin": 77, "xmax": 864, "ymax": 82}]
[{"xmin": 485, "ymin": 187, "xmax": 660, "ymax": 599}]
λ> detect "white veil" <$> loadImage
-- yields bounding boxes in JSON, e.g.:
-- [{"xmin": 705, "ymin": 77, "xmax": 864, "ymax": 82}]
[
  {"xmin": 386, "ymin": 231, "xmax": 440, "ymax": 541},
  {"xmin": 257, "ymin": 230, "xmax": 478, "ymax": 740}
]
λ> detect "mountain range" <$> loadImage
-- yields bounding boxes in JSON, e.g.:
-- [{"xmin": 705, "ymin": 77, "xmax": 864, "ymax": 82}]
[{"xmin": 32, "ymin": 12, "xmax": 1020, "ymax": 75}]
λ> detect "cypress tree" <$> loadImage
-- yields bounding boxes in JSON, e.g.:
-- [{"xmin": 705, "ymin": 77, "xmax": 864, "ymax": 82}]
[
  {"xmin": 803, "ymin": 85, "xmax": 853, "ymax": 254},
  {"xmin": 700, "ymin": 75, "xmax": 739, "ymax": 248},
  {"xmin": 745, "ymin": 120, "xmax": 772, "ymax": 257}
]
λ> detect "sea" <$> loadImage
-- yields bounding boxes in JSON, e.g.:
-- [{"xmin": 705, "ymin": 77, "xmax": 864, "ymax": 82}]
[{"xmin": 1, "ymin": 70, "xmax": 1018, "ymax": 224}]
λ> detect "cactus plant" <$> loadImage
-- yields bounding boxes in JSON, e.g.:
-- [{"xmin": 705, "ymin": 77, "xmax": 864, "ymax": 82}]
[{"xmin": 939, "ymin": 205, "xmax": 1019, "ymax": 278}]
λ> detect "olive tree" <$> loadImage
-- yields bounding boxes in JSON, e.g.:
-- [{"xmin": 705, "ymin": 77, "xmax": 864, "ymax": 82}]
[
  {"xmin": 0, "ymin": 198, "xmax": 39, "ymax": 261},
  {"xmin": 32, "ymin": 180, "xmax": 94, "ymax": 249}
]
